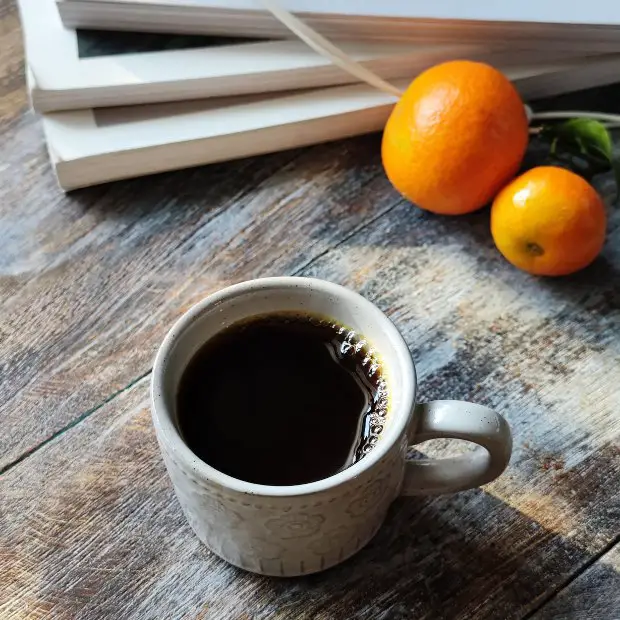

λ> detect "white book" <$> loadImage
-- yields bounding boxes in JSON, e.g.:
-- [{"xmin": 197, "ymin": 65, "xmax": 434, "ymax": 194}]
[
  {"xmin": 57, "ymin": 0, "xmax": 620, "ymax": 52},
  {"xmin": 135, "ymin": 0, "xmax": 620, "ymax": 23},
  {"xmin": 24, "ymin": 0, "xmax": 518, "ymax": 112},
  {"xmin": 43, "ymin": 55, "xmax": 620, "ymax": 192}
]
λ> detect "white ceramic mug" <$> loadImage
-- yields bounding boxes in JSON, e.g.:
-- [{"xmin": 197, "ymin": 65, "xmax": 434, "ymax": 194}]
[{"xmin": 151, "ymin": 277, "xmax": 512, "ymax": 576}]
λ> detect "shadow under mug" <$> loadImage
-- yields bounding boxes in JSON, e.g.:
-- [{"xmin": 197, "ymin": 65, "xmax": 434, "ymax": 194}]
[{"xmin": 151, "ymin": 277, "xmax": 512, "ymax": 576}]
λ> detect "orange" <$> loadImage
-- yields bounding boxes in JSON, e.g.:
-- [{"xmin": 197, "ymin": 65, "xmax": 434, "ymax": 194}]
[
  {"xmin": 491, "ymin": 166, "xmax": 607, "ymax": 276},
  {"xmin": 381, "ymin": 60, "xmax": 529, "ymax": 215}
]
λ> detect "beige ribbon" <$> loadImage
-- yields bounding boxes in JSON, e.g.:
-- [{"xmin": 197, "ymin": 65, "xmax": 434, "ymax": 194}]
[{"xmin": 259, "ymin": 0, "xmax": 404, "ymax": 98}]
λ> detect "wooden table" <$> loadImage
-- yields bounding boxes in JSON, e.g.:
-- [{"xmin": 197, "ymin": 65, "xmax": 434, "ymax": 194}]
[{"xmin": 2, "ymin": 4, "xmax": 619, "ymax": 618}]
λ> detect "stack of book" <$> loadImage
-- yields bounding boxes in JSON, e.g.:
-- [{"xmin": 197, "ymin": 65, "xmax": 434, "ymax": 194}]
[{"xmin": 17, "ymin": 0, "xmax": 620, "ymax": 190}]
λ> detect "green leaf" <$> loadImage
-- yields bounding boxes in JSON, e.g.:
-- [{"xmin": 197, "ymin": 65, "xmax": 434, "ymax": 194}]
[
  {"xmin": 541, "ymin": 118, "xmax": 611, "ymax": 160},
  {"xmin": 567, "ymin": 118, "xmax": 612, "ymax": 159}
]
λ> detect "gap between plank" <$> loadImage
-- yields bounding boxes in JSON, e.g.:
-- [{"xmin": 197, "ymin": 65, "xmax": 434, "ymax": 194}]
[
  {"xmin": 292, "ymin": 195, "xmax": 404, "ymax": 274},
  {"xmin": 0, "ymin": 370, "xmax": 151, "ymax": 475},
  {"xmin": 521, "ymin": 531, "xmax": 620, "ymax": 619},
  {"xmin": 0, "ymin": 194, "xmax": 404, "ymax": 476}
]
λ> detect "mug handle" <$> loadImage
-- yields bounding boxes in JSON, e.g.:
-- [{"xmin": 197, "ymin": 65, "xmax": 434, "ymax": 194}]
[{"xmin": 400, "ymin": 400, "xmax": 512, "ymax": 496}]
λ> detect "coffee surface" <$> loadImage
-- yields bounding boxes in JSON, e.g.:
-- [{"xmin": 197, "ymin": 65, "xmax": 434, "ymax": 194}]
[{"xmin": 176, "ymin": 312, "xmax": 388, "ymax": 485}]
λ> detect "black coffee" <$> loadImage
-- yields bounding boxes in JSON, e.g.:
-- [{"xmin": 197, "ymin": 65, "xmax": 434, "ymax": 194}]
[{"xmin": 176, "ymin": 312, "xmax": 388, "ymax": 486}]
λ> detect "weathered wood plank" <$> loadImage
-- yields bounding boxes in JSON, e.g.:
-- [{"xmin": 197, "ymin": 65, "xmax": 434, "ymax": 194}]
[
  {"xmin": 2, "ymin": 184, "xmax": 619, "ymax": 619},
  {"xmin": 0, "ymin": 0, "xmax": 28, "ymax": 122},
  {"xmin": 531, "ymin": 542, "xmax": 620, "ymax": 620}
]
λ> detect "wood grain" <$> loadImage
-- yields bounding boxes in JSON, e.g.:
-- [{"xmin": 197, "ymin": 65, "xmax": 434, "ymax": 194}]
[
  {"xmin": 0, "ymin": 0, "xmax": 27, "ymax": 121},
  {"xmin": 531, "ymin": 542, "xmax": 620, "ymax": 619},
  {"xmin": 2, "ymin": 189, "xmax": 619, "ymax": 619}
]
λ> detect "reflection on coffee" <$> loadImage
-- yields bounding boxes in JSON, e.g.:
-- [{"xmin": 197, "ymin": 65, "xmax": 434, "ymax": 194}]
[{"xmin": 176, "ymin": 312, "xmax": 388, "ymax": 486}]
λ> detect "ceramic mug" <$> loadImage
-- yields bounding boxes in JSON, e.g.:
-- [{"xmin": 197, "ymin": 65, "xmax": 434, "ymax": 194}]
[{"xmin": 151, "ymin": 277, "xmax": 512, "ymax": 576}]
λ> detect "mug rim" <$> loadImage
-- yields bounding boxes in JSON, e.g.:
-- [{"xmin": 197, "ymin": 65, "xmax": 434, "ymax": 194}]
[{"xmin": 150, "ymin": 276, "xmax": 417, "ymax": 498}]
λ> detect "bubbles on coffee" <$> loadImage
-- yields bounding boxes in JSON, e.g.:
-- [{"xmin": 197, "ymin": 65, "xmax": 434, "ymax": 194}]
[{"xmin": 326, "ymin": 322, "xmax": 388, "ymax": 465}]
